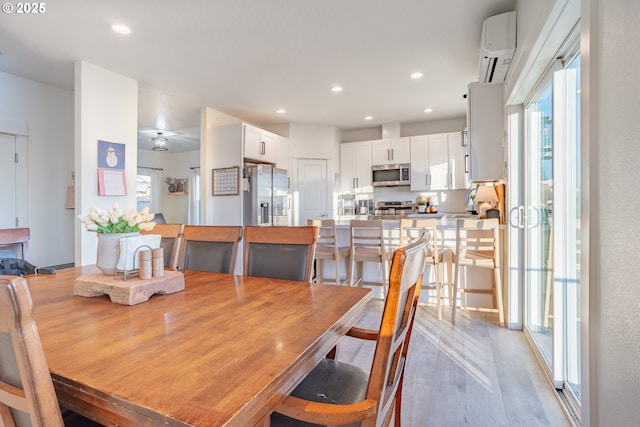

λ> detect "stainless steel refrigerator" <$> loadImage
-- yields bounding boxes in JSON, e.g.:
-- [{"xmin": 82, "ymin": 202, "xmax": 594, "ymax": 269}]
[{"xmin": 243, "ymin": 164, "xmax": 290, "ymax": 226}]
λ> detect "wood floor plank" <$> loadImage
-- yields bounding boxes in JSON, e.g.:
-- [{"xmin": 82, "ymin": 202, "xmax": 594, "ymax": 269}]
[{"xmin": 335, "ymin": 301, "xmax": 571, "ymax": 426}]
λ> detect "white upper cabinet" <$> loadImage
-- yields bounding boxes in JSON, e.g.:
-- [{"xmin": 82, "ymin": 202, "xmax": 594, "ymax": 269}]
[
  {"xmin": 468, "ymin": 82, "xmax": 504, "ymax": 180},
  {"xmin": 426, "ymin": 134, "xmax": 449, "ymax": 189},
  {"xmin": 410, "ymin": 134, "xmax": 447, "ymax": 191},
  {"xmin": 371, "ymin": 137, "xmax": 410, "ymax": 165},
  {"xmin": 447, "ymin": 131, "xmax": 468, "ymax": 189},
  {"xmin": 244, "ymin": 124, "xmax": 277, "ymax": 164},
  {"xmin": 410, "ymin": 133, "xmax": 467, "ymax": 191},
  {"xmin": 340, "ymin": 140, "xmax": 373, "ymax": 192},
  {"xmin": 274, "ymin": 135, "xmax": 289, "ymax": 170}
]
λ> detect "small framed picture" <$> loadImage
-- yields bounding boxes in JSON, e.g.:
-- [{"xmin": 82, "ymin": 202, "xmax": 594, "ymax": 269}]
[{"xmin": 174, "ymin": 178, "xmax": 188, "ymax": 193}]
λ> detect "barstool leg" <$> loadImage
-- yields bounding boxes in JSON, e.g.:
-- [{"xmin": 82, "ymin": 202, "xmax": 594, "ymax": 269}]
[{"xmin": 434, "ymin": 261, "xmax": 442, "ymax": 321}]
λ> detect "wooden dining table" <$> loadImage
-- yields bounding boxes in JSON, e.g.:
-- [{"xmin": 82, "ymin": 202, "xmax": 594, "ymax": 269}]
[{"xmin": 26, "ymin": 266, "xmax": 372, "ymax": 426}]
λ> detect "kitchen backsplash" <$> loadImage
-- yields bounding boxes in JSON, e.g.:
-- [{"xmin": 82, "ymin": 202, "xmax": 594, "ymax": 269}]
[{"xmin": 370, "ymin": 188, "xmax": 468, "ymax": 213}]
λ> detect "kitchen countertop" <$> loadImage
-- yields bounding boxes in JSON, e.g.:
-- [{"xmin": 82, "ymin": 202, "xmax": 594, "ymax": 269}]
[{"xmin": 334, "ymin": 213, "xmax": 478, "ymax": 229}]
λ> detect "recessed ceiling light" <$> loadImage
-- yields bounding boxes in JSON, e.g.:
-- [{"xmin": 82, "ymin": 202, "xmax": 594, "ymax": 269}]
[
  {"xmin": 276, "ymin": 108, "xmax": 286, "ymax": 114},
  {"xmin": 331, "ymin": 86, "xmax": 343, "ymax": 93},
  {"xmin": 410, "ymin": 72, "xmax": 423, "ymax": 79},
  {"xmin": 364, "ymin": 116, "xmax": 373, "ymax": 121},
  {"xmin": 424, "ymin": 108, "xmax": 433, "ymax": 113},
  {"xmin": 111, "ymin": 24, "xmax": 132, "ymax": 35}
]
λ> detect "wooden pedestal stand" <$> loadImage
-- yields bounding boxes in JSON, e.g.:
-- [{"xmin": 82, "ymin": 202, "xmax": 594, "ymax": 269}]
[{"xmin": 74, "ymin": 270, "xmax": 184, "ymax": 305}]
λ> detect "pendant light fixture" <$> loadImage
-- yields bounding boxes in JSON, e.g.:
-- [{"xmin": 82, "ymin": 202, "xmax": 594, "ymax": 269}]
[{"xmin": 151, "ymin": 132, "xmax": 169, "ymax": 151}]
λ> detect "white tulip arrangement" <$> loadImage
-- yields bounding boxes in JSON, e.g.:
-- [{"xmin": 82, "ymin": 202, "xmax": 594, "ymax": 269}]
[{"xmin": 77, "ymin": 203, "xmax": 156, "ymax": 233}]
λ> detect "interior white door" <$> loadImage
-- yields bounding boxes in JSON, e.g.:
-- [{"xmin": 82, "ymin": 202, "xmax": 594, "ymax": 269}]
[
  {"xmin": 0, "ymin": 133, "xmax": 17, "ymax": 228},
  {"xmin": 297, "ymin": 159, "xmax": 327, "ymax": 225}
]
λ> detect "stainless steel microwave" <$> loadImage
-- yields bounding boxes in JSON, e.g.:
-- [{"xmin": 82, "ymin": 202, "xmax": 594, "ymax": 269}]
[{"xmin": 372, "ymin": 164, "xmax": 410, "ymax": 187}]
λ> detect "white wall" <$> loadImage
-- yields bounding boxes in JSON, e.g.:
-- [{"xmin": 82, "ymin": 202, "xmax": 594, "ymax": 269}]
[
  {"xmin": 584, "ymin": 1, "xmax": 640, "ymax": 425},
  {"xmin": 0, "ymin": 71, "xmax": 74, "ymax": 267},
  {"xmin": 74, "ymin": 61, "xmax": 138, "ymax": 267},
  {"xmin": 402, "ymin": 117, "xmax": 466, "ymax": 136},
  {"xmin": 341, "ymin": 127, "xmax": 382, "ymax": 143},
  {"xmin": 137, "ymin": 149, "xmax": 201, "ymax": 224}
]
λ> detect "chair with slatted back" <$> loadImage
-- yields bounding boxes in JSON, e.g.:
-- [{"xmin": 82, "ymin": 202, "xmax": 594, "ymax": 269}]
[
  {"xmin": 399, "ymin": 218, "xmax": 450, "ymax": 320},
  {"xmin": 349, "ymin": 220, "xmax": 393, "ymax": 296},
  {"xmin": 141, "ymin": 223, "xmax": 184, "ymax": 270},
  {"xmin": 0, "ymin": 228, "xmax": 30, "ymax": 260},
  {"xmin": 451, "ymin": 218, "xmax": 505, "ymax": 327},
  {"xmin": 0, "ymin": 276, "xmax": 102, "ymax": 427},
  {"xmin": 271, "ymin": 234, "xmax": 428, "ymax": 427},
  {"xmin": 243, "ymin": 226, "xmax": 318, "ymax": 282},
  {"xmin": 179, "ymin": 226, "xmax": 243, "ymax": 273},
  {"xmin": 306, "ymin": 219, "xmax": 350, "ymax": 285}
]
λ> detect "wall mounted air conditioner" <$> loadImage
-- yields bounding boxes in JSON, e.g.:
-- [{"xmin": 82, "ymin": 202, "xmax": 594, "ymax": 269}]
[{"xmin": 478, "ymin": 11, "xmax": 516, "ymax": 83}]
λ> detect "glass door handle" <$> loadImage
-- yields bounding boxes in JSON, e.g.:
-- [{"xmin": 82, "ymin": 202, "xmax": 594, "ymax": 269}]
[
  {"xmin": 509, "ymin": 206, "xmax": 525, "ymax": 228},
  {"xmin": 509, "ymin": 205, "xmax": 542, "ymax": 229}
]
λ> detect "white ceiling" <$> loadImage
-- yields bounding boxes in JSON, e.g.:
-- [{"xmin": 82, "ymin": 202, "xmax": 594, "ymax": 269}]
[{"xmin": 0, "ymin": 0, "xmax": 515, "ymax": 151}]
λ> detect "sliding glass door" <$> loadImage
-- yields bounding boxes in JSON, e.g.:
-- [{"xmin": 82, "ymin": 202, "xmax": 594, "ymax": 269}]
[
  {"xmin": 524, "ymin": 79, "xmax": 554, "ymax": 365},
  {"xmin": 521, "ymin": 49, "xmax": 581, "ymax": 414}
]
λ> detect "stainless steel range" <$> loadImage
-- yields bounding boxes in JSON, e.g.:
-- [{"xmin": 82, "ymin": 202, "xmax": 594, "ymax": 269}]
[{"xmin": 371, "ymin": 201, "xmax": 414, "ymax": 219}]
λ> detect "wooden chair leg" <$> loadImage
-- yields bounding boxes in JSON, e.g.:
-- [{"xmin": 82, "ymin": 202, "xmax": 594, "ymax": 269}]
[
  {"xmin": 494, "ymin": 267, "xmax": 505, "ymax": 327},
  {"xmin": 334, "ymin": 257, "xmax": 341, "ymax": 285},
  {"xmin": 381, "ymin": 258, "xmax": 388, "ymax": 298},
  {"xmin": 434, "ymin": 262, "xmax": 442, "ymax": 320},
  {"xmin": 349, "ymin": 259, "xmax": 356, "ymax": 286},
  {"xmin": 345, "ymin": 255, "xmax": 351, "ymax": 286},
  {"xmin": 446, "ymin": 252, "xmax": 454, "ymax": 307},
  {"xmin": 452, "ymin": 263, "xmax": 460, "ymax": 324}
]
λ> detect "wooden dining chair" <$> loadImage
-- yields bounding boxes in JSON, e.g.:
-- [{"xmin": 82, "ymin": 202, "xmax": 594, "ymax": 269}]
[
  {"xmin": 243, "ymin": 226, "xmax": 318, "ymax": 282},
  {"xmin": 399, "ymin": 218, "xmax": 450, "ymax": 320},
  {"xmin": 179, "ymin": 225, "xmax": 243, "ymax": 273},
  {"xmin": 270, "ymin": 235, "xmax": 428, "ymax": 427},
  {"xmin": 0, "ymin": 276, "xmax": 101, "ymax": 427},
  {"xmin": 451, "ymin": 218, "xmax": 505, "ymax": 327},
  {"xmin": 141, "ymin": 223, "xmax": 184, "ymax": 270},
  {"xmin": 306, "ymin": 219, "xmax": 350, "ymax": 285},
  {"xmin": 0, "ymin": 227, "xmax": 30, "ymax": 259}
]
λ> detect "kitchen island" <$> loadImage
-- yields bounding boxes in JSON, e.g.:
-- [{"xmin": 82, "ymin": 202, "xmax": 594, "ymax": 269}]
[{"xmin": 324, "ymin": 215, "xmax": 505, "ymax": 316}]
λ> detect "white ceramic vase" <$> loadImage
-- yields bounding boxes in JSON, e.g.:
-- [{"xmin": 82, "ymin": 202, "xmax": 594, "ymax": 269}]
[{"xmin": 96, "ymin": 232, "xmax": 140, "ymax": 275}]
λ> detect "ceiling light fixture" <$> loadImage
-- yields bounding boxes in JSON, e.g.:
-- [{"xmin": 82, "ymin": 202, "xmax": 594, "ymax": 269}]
[
  {"xmin": 111, "ymin": 24, "xmax": 131, "ymax": 35},
  {"xmin": 331, "ymin": 86, "xmax": 343, "ymax": 93},
  {"xmin": 364, "ymin": 116, "xmax": 373, "ymax": 121},
  {"xmin": 410, "ymin": 72, "xmax": 423, "ymax": 79},
  {"xmin": 151, "ymin": 132, "xmax": 168, "ymax": 151},
  {"xmin": 424, "ymin": 108, "xmax": 433, "ymax": 113},
  {"xmin": 276, "ymin": 108, "xmax": 286, "ymax": 114}
]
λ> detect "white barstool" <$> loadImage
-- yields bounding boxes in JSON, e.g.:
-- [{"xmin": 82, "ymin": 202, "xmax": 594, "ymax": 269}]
[
  {"xmin": 349, "ymin": 219, "xmax": 393, "ymax": 296},
  {"xmin": 307, "ymin": 219, "xmax": 350, "ymax": 285},
  {"xmin": 451, "ymin": 218, "xmax": 505, "ymax": 327},
  {"xmin": 399, "ymin": 218, "xmax": 449, "ymax": 320}
]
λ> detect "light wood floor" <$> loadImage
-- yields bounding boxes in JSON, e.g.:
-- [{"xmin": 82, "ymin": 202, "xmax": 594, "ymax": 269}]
[{"xmin": 336, "ymin": 300, "xmax": 572, "ymax": 426}]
